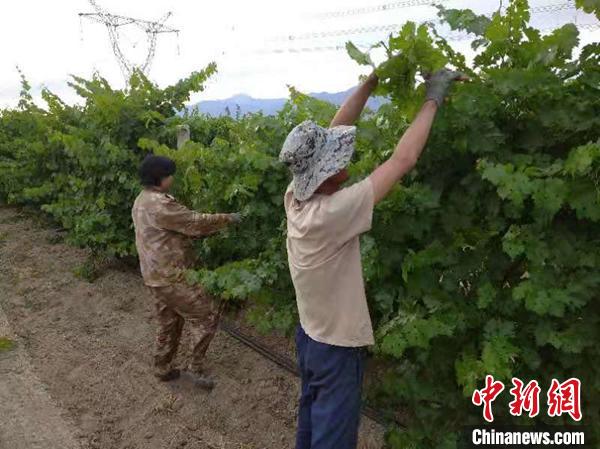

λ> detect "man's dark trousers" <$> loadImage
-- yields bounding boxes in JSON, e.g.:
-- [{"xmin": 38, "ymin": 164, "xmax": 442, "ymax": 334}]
[{"xmin": 295, "ymin": 326, "xmax": 365, "ymax": 449}]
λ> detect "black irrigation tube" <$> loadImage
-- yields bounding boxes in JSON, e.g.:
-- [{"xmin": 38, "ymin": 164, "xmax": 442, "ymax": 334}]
[
  {"xmin": 220, "ymin": 321, "xmax": 300, "ymax": 376},
  {"xmin": 220, "ymin": 320, "xmax": 396, "ymax": 428}
]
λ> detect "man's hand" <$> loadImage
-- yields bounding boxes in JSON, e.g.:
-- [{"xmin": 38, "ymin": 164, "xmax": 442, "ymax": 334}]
[{"xmin": 424, "ymin": 69, "xmax": 467, "ymax": 107}]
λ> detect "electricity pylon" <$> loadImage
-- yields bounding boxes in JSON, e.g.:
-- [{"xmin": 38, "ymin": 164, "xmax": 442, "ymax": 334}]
[{"xmin": 79, "ymin": 0, "xmax": 179, "ymax": 82}]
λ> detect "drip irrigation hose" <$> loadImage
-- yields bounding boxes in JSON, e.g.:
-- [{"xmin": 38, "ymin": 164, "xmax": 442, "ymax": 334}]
[{"xmin": 220, "ymin": 320, "xmax": 397, "ymax": 428}]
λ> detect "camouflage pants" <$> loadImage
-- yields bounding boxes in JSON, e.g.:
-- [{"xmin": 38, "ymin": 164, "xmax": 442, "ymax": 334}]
[{"xmin": 149, "ymin": 282, "xmax": 223, "ymax": 376}]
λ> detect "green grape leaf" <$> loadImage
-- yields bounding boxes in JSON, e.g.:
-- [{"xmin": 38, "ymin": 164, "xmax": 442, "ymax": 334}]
[
  {"xmin": 436, "ymin": 6, "xmax": 491, "ymax": 36},
  {"xmin": 564, "ymin": 141, "xmax": 600, "ymax": 176},
  {"xmin": 482, "ymin": 336, "xmax": 519, "ymax": 379},
  {"xmin": 345, "ymin": 42, "xmax": 374, "ymax": 67},
  {"xmin": 575, "ymin": 0, "xmax": 600, "ymax": 19},
  {"xmin": 476, "ymin": 282, "xmax": 497, "ymax": 309},
  {"xmin": 531, "ymin": 178, "xmax": 568, "ymax": 222}
]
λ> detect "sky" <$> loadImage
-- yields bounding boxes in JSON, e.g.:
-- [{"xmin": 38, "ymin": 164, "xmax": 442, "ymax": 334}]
[{"xmin": 0, "ymin": 0, "xmax": 598, "ymax": 107}]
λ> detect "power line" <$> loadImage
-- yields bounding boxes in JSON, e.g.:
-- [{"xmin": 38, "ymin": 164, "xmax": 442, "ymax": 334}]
[
  {"xmin": 270, "ymin": 24, "xmax": 401, "ymax": 42},
  {"xmin": 533, "ymin": 0, "xmax": 575, "ymax": 14},
  {"xmin": 313, "ymin": 0, "xmax": 576, "ymax": 20},
  {"xmin": 578, "ymin": 22, "xmax": 600, "ymax": 30},
  {"xmin": 312, "ymin": 0, "xmax": 446, "ymax": 19},
  {"xmin": 262, "ymin": 1, "xmax": 599, "ymax": 56},
  {"xmin": 257, "ymin": 22, "xmax": 599, "ymax": 55},
  {"xmin": 273, "ymin": 1, "xmax": 579, "ymax": 43},
  {"xmin": 255, "ymin": 43, "xmax": 369, "ymax": 55}
]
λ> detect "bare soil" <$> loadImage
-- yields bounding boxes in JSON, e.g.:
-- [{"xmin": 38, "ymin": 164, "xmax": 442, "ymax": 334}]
[{"xmin": 0, "ymin": 206, "xmax": 384, "ymax": 449}]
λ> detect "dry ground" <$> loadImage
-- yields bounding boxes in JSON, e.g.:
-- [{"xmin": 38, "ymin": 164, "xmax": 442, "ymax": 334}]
[{"xmin": 0, "ymin": 206, "xmax": 384, "ymax": 449}]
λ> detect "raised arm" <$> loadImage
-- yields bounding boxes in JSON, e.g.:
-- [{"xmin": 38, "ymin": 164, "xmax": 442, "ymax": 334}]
[
  {"xmin": 369, "ymin": 69, "xmax": 465, "ymax": 204},
  {"xmin": 329, "ymin": 72, "xmax": 379, "ymax": 127}
]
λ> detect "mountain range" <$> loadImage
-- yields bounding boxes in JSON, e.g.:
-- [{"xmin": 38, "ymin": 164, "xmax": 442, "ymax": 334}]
[{"xmin": 191, "ymin": 88, "xmax": 386, "ymax": 116}]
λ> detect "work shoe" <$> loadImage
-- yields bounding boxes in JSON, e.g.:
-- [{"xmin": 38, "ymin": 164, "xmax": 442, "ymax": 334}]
[{"xmin": 154, "ymin": 368, "xmax": 181, "ymax": 382}]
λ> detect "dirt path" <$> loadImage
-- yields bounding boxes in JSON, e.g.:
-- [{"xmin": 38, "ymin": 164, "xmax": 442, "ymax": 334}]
[
  {"xmin": 0, "ymin": 206, "xmax": 383, "ymax": 449},
  {"xmin": 0, "ymin": 306, "xmax": 81, "ymax": 449}
]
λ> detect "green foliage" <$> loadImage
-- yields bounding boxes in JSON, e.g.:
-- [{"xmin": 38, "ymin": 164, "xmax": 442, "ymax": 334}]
[
  {"xmin": 1, "ymin": 67, "xmax": 215, "ymax": 256},
  {"xmin": 73, "ymin": 253, "xmax": 110, "ymax": 282},
  {"xmin": 437, "ymin": 6, "xmax": 492, "ymax": 37},
  {"xmin": 344, "ymin": 1, "xmax": 599, "ymax": 445},
  {"xmin": 0, "ymin": 1, "xmax": 598, "ymax": 446},
  {"xmin": 0, "ymin": 337, "xmax": 14, "ymax": 352},
  {"xmin": 575, "ymin": 0, "xmax": 600, "ymax": 19},
  {"xmin": 345, "ymin": 42, "xmax": 374, "ymax": 68}
]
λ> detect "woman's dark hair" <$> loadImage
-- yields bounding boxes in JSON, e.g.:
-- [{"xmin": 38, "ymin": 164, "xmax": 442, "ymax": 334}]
[{"xmin": 139, "ymin": 155, "xmax": 176, "ymax": 187}]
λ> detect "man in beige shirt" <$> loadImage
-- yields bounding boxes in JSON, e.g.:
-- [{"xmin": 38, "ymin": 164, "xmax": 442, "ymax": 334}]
[
  {"xmin": 132, "ymin": 155, "xmax": 240, "ymax": 388},
  {"xmin": 280, "ymin": 69, "xmax": 465, "ymax": 449}
]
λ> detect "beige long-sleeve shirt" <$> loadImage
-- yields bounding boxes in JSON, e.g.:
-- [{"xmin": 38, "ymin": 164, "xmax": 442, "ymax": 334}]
[{"xmin": 132, "ymin": 189, "xmax": 233, "ymax": 287}]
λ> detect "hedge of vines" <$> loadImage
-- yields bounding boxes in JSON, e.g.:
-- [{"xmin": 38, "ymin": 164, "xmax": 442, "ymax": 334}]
[{"xmin": 1, "ymin": 1, "xmax": 598, "ymax": 447}]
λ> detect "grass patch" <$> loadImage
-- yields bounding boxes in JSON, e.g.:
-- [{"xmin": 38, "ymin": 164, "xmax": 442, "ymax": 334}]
[
  {"xmin": 73, "ymin": 253, "xmax": 110, "ymax": 282},
  {"xmin": 46, "ymin": 232, "xmax": 65, "ymax": 244},
  {"xmin": 0, "ymin": 337, "xmax": 15, "ymax": 352},
  {"xmin": 0, "ymin": 214, "xmax": 15, "ymax": 225}
]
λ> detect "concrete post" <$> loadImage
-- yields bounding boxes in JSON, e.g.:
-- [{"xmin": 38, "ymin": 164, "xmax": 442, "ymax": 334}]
[{"xmin": 176, "ymin": 124, "xmax": 190, "ymax": 149}]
